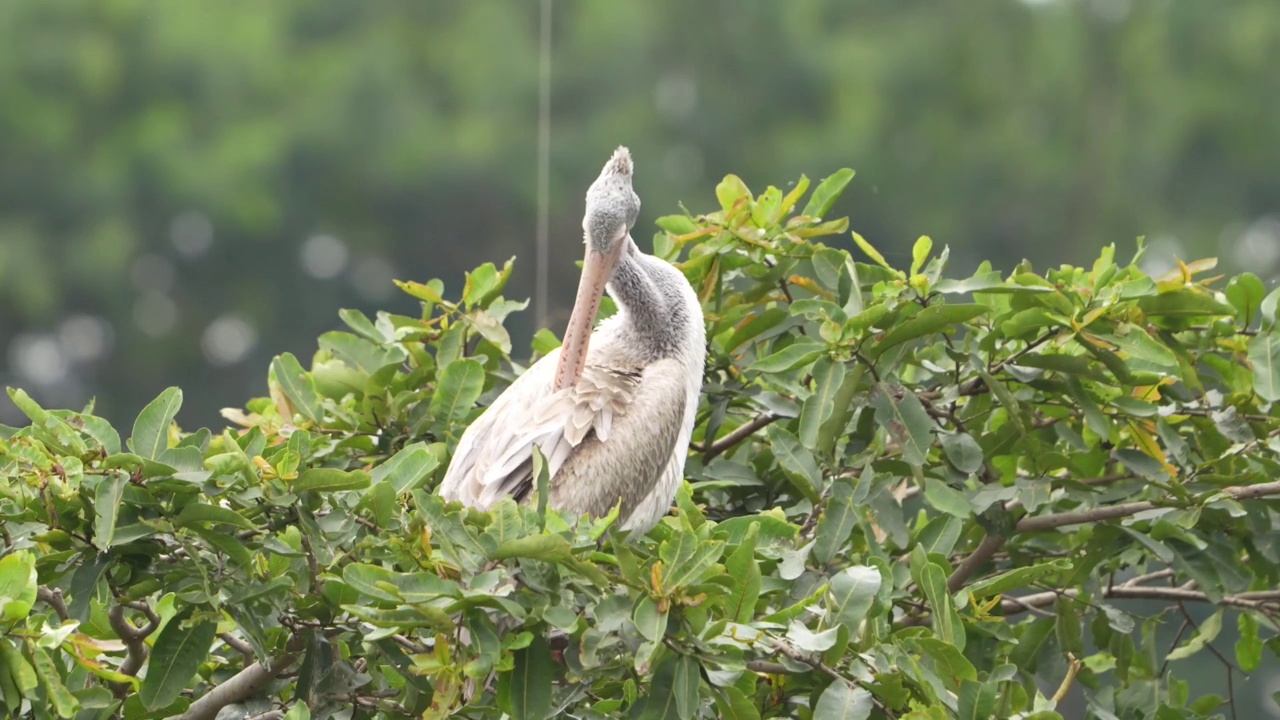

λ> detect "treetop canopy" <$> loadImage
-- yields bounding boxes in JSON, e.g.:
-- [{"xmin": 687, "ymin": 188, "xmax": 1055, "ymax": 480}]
[{"xmin": 2, "ymin": 168, "xmax": 1279, "ymax": 719}]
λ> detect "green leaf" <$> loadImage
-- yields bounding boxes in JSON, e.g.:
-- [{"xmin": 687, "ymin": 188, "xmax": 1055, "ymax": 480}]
[
  {"xmin": 826, "ymin": 565, "xmax": 882, "ymax": 630},
  {"xmin": 463, "ymin": 258, "xmax": 514, "ymax": 309},
  {"xmin": 338, "ymin": 307, "xmax": 384, "ymax": 341},
  {"xmin": 922, "ymin": 479, "xmax": 971, "ymax": 518},
  {"xmin": 318, "ymin": 331, "xmax": 407, "ymax": 373},
  {"xmin": 30, "ymin": 644, "xmax": 79, "ymax": 718},
  {"xmin": 1261, "ymin": 285, "xmax": 1280, "ymax": 329},
  {"xmin": 633, "ymin": 596, "xmax": 668, "ymax": 642},
  {"xmin": 5, "ymin": 386, "xmax": 50, "ymax": 425},
  {"xmin": 673, "ymin": 654, "xmax": 700, "ymax": 720},
  {"xmin": 713, "ymin": 687, "xmax": 762, "ymax": 720},
  {"xmin": 1166, "ymin": 609, "xmax": 1223, "ymax": 661},
  {"xmin": 957, "ymin": 681, "xmax": 999, "ymax": 720},
  {"xmin": 430, "ymin": 358, "xmax": 486, "ymax": 433},
  {"xmin": 812, "ymin": 682, "xmax": 872, "ymax": 720},
  {"xmin": 1095, "ymin": 326, "xmax": 1178, "ymax": 374},
  {"xmin": 1235, "ymin": 612, "xmax": 1262, "ymax": 672},
  {"xmin": 0, "ymin": 637, "xmax": 37, "ymax": 693},
  {"xmin": 851, "ymin": 232, "xmax": 895, "ymax": 273},
  {"xmin": 765, "ymin": 425, "xmax": 822, "ymax": 502},
  {"xmin": 368, "ymin": 443, "xmax": 439, "ymax": 494},
  {"xmin": 1248, "ymin": 329, "xmax": 1280, "ymax": 401},
  {"xmin": 724, "ymin": 524, "xmax": 761, "ymax": 623},
  {"xmin": 800, "ymin": 168, "xmax": 854, "ymax": 219},
  {"xmin": 395, "ymin": 278, "xmax": 446, "ymax": 305},
  {"xmin": 868, "ymin": 304, "xmax": 989, "ymax": 359},
  {"xmin": 492, "ymin": 534, "xmax": 572, "ymax": 562},
  {"xmin": 965, "ymin": 559, "xmax": 1072, "ymax": 598},
  {"xmin": 174, "ymin": 502, "xmax": 257, "ymax": 531},
  {"xmin": 909, "ymin": 636, "xmax": 977, "ymax": 683},
  {"xmin": 341, "ymin": 564, "xmax": 403, "ymax": 604},
  {"xmin": 921, "ymin": 562, "xmax": 963, "ymax": 651},
  {"xmin": 635, "ymin": 655, "xmax": 684, "ymax": 720},
  {"xmin": 0, "ymin": 552, "xmax": 38, "ymax": 626},
  {"xmin": 869, "ymin": 383, "xmax": 935, "ymax": 467},
  {"xmin": 1137, "ymin": 289, "xmax": 1235, "ymax": 320},
  {"xmin": 130, "ymin": 387, "xmax": 182, "ymax": 460},
  {"xmin": 659, "ymin": 533, "xmax": 724, "ymax": 590},
  {"xmin": 93, "ymin": 474, "xmax": 128, "ymax": 549},
  {"xmin": 271, "ymin": 353, "xmax": 322, "ymax": 422},
  {"xmin": 939, "ymin": 432, "xmax": 984, "ymax": 474},
  {"xmin": 140, "ymin": 608, "xmax": 217, "ymax": 710},
  {"xmin": 910, "ymin": 235, "xmax": 933, "ymax": 276},
  {"xmin": 814, "ymin": 478, "xmax": 858, "ymax": 565},
  {"xmin": 934, "ymin": 270, "xmax": 1007, "ymax": 295},
  {"xmin": 752, "ymin": 339, "xmax": 826, "ymax": 374},
  {"xmin": 716, "ymin": 174, "xmax": 753, "ymax": 214},
  {"xmin": 293, "ymin": 468, "xmax": 372, "ymax": 493},
  {"xmin": 799, "ymin": 357, "xmax": 847, "ymax": 450},
  {"xmin": 531, "ymin": 328, "xmax": 561, "ymax": 356},
  {"xmin": 503, "ymin": 634, "xmax": 552, "ymax": 720}
]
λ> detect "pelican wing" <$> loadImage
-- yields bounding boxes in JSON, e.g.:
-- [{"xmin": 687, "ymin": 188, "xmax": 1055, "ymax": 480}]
[{"xmin": 439, "ymin": 352, "xmax": 646, "ymax": 510}]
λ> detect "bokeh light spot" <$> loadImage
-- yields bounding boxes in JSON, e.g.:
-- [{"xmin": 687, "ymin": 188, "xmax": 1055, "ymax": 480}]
[
  {"xmin": 133, "ymin": 293, "xmax": 178, "ymax": 336},
  {"xmin": 170, "ymin": 210, "xmax": 215, "ymax": 258},
  {"xmin": 201, "ymin": 314, "xmax": 258, "ymax": 366},
  {"xmin": 300, "ymin": 234, "xmax": 350, "ymax": 280}
]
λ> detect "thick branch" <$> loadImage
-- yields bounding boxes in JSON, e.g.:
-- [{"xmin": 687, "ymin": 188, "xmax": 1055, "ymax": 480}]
[
  {"xmin": 37, "ymin": 587, "xmax": 69, "ymax": 622},
  {"xmin": 219, "ymin": 633, "xmax": 255, "ymax": 663},
  {"xmin": 108, "ymin": 604, "xmax": 160, "ymax": 682},
  {"xmin": 169, "ymin": 633, "xmax": 307, "ymax": 720},
  {"xmin": 694, "ymin": 413, "xmax": 782, "ymax": 461},
  {"xmin": 1016, "ymin": 480, "xmax": 1280, "ymax": 534},
  {"xmin": 947, "ymin": 533, "xmax": 1006, "ymax": 593}
]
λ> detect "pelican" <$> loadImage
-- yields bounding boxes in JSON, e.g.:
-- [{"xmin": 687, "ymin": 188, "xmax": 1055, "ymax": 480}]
[{"xmin": 439, "ymin": 147, "xmax": 705, "ymax": 535}]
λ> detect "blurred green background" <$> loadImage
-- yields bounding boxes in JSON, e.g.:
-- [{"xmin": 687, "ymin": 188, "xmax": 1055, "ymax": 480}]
[{"xmin": 1, "ymin": 0, "xmax": 1279, "ymax": 712}]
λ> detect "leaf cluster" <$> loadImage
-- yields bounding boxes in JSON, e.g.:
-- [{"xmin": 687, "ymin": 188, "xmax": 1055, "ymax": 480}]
[{"xmin": 3, "ymin": 169, "xmax": 1280, "ymax": 719}]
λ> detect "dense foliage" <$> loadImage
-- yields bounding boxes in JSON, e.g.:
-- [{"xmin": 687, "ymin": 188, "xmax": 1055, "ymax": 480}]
[
  {"xmin": 3, "ymin": 170, "xmax": 1280, "ymax": 719},
  {"xmin": 5, "ymin": 0, "xmax": 1280, "ymax": 425}
]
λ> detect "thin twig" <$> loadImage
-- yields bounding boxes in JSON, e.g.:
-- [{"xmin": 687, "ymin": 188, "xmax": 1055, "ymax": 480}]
[
  {"xmin": 693, "ymin": 413, "xmax": 783, "ymax": 461},
  {"xmin": 1051, "ymin": 653, "xmax": 1082, "ymax": 705},
  {"xmin": 1120, "ymin": 568, "xmax": 1176, "ymax": 588},
  {"xmin": 1001, "ymin": 585, "xmax": 1280, "ymax": 616},
  {"xmin": 1016, "ymin": 480, "xmax": 1280, "ymax": 534},
  {"xmin": 765, "ymin": 638, "xmax": 895, "ymax": 719},
  {"xmin": 1174, "ymin": 602, "xmax": 1239, "ymax": 720}
]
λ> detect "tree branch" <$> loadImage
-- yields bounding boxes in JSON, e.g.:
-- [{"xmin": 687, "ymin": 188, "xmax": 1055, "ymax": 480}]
[
  {"xmin": 1001, "ymin": 585, "xmax": 1280, "ymax": 616},
  {"xmin": 220, "ymin": 632, "xmax": 255, "ymax": 663},
  {"xmin": 37, "ymin": 587, "xmax": 69, "ymax": 622},
  {"xmin": 1016, "ymin": 480, "xmax": 1280, "ymax": 534},
  {"xmin": 108, "ymin": 602, "xmax": 161, "ymax": 696},
  {"xmin": 947, "ymin": 533, "xmax": 1006, "ymax": 593},
  {"xmin": 764, "ymin": 638, "xmax": 895, "ymax": 718},
  {"xmin": 693, "ymin": 413, "xmax": 782, "ymax": 461},
  {"xmin": 169, "ymin": 632, "xmax": 307, "ymax": 720}
]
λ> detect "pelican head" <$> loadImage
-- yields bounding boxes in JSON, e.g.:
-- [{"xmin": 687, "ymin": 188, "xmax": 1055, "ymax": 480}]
[{"xmin": 555, "ymin": 146, "xmax": 640, "ymax": 391}]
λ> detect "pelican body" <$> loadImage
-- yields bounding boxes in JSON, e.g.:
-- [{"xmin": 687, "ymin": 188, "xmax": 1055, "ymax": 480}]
[{"xmin": 439, "ymin": 147, "xmax": 705, "ymax": 534}]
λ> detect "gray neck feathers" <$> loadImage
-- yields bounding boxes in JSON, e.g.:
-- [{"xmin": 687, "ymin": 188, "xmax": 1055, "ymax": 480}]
[{"xmin": 605, "ymin": 239, "xmax": 697, "ymax": 362}]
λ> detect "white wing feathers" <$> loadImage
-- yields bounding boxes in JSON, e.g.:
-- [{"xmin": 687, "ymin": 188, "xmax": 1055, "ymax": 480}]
[{"xmin": 438, "ymin": 352, "xmax": 644, "ymax": 511}]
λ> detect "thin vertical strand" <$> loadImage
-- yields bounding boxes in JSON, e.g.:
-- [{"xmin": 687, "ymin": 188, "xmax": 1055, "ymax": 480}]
[{"xmin": 535, "ymin": 0, "xmax": 553, "ymax": 329}]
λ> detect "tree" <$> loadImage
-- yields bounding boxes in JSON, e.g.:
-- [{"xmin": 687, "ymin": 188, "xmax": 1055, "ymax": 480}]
[{"xmin": 2, "ymin": 167, "xmax": 1279, "ymax": 719}]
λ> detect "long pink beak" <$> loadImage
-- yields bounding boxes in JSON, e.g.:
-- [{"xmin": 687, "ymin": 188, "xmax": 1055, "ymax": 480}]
[{"xmin": 553, "ymin": 239, "xmax": 626, "ymax": 391}]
